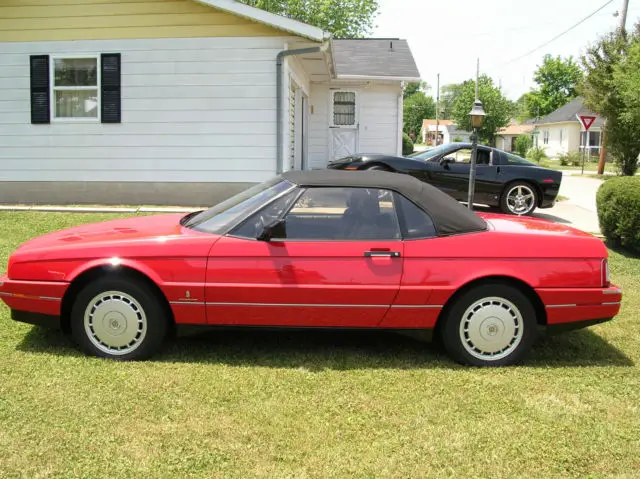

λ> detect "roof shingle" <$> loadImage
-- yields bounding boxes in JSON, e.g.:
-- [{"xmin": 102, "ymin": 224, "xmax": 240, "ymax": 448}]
[{"xmin": 331, "ymin": 38, "xmax": 421, "ymax": 81}]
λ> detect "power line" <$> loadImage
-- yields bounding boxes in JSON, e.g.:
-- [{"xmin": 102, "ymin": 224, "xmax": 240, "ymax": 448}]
[{"xmin": 495, "ymin": 0, "xmax": 615, "ymax": 69}]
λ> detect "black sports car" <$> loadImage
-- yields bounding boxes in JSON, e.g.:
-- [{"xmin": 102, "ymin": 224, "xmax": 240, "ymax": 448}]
[{"xmin": 327, "ymin": 143, "xmax": 563, "ymax": 216}]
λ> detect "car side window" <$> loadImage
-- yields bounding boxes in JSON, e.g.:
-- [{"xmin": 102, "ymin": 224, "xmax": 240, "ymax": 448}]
[
  {"xmin": 278, "ymin": 187, "xmax": 402, "ymax": 241},
  {"xmin": 394, "ymin": 193, "xmax": 437, "ymax": 239},
  {"xmin": 444, "ymin": 148, "xmax": 491, "ymax": 165},
  {"xmin": 231, "ymin": 190, "xmax": 300, "ymax": 239}
]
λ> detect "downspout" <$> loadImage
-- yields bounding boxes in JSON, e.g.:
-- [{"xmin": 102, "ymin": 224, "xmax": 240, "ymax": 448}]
[{"xmin": 276, "ymin": 43, "xmax": 328, "ymax": 174}]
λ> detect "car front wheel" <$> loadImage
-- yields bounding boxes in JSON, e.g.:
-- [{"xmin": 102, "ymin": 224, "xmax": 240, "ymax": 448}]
[
  {"xmin": 70, "ymin": 276, "xmax": 170, "ymax": 360},
  {"xmin": 439, "ymin": 284, "xmax": 537, "ymax": 367},
  {"xmin": 500, "ymin": 182, "xmax": 538, "ymax": 215}
]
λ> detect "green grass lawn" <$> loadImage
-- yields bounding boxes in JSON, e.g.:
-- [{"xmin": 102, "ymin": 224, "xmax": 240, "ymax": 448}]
[
  {"xmin": 1, "ymin": 212, "xmax": 639, "ymax": 478},
  {"xmin": 544, "ymin": 159, "xmax": 618, "ymax": 173}
]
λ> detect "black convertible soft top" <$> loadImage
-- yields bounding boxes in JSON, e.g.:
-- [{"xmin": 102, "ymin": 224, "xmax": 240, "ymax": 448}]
[{"xmin": 282, "ymin": 170, "xmax": 487, "ymax": 236}]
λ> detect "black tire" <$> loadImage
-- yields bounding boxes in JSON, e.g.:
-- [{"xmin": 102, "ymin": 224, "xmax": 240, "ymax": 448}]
[
  {"xmin": 70, "ymin": 276, "xmax": 170, "ymax": 360},
  {"xmin": 499, "ymin": 181, "xmax": 538, "ymax": 215},
  {"xmin": 439, "ymin": 283, "xmax": 537, "ymax": 367}
]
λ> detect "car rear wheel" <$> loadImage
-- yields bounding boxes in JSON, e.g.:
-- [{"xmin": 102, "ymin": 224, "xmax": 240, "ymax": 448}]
[
  {"xmin": 439, "ymin": 284, "xmax": 537, "ymax": 367},
  {"xmin": 500, "ymin": 182, "xmax": 538, "ymax": 215},
  {"xmin": 70, "ymin": 276, "xmax": 169, "ymax": 360}
]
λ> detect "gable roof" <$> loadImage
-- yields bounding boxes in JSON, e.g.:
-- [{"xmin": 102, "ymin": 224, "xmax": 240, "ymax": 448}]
[
  {"xmin": 497, "ymin": 124, "xmax": 534, "ymax": 136},
  {"xmin": 537, "ymin": 96, "xmax": 605, "ymax": 127},
  {"xmin": 331, "ymin": 39, "xmax": 421, "ymax": 81},
  {"xmin": 195, "ymin": 0, "xmax": 327, "ymax": 41}
]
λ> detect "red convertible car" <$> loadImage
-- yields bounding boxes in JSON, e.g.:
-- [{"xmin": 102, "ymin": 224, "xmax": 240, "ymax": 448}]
[{"xmin": 0, "ymin": 171, "xmax": 622, "ymax": 366}]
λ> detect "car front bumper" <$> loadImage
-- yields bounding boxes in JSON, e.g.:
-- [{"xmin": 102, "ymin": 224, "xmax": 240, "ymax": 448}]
[{"xmin": 0, "ymin": 273, "xmax": 68, "ymax": 322}]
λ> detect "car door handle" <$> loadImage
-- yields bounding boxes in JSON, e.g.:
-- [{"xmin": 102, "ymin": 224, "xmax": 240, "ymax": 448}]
[{"xmin": 364, "ymin": 251, "xmax": 401, "ymax": 258}]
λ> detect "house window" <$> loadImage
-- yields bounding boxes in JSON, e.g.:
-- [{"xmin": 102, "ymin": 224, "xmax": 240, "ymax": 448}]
[
  {"xmin": 559, "ymin": 128, "xmax": 563, "ymax": 144},
  {"xmin": 331, "ymin": 91, "xmax": 357, "ymax": 127},
  {"xmin": 581, "ymin": 130, "xmax": 602, "ymax": 157},
  {"xmin": 543, "ymin": 129, "xmax": 550, "ymax": 145},
  {"xmin": 51, "ymin": 56, "xmax": 100, "ymax": 120}
]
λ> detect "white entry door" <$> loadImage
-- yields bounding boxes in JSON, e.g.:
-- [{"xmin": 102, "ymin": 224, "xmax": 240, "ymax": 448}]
[
  {"xmin": 331, "ymin": 129, "xmax": 358, "ymax": 160},
  {"xmin": 329, "ymin": 90, "xmax": 359, "ymax": 161}
]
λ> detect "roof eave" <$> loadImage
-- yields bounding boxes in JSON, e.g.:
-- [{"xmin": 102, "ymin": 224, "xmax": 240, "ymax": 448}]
[
  {"xmin": 194, "ymin": 0, "xmax": 329, "ymax": 41},
  {"xmin": 335, "ymin": 74, "xmax": 421, "ymax": 82}
]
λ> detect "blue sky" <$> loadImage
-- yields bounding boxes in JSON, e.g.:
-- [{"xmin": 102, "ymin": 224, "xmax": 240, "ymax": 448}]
[{"xmin": 372, "ymin": 0, "xmax": 640, "ymax": 100}]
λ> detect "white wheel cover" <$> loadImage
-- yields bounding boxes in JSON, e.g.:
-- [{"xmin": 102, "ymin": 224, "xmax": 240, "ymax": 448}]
[
  {"xmin": 84, "ymin": 290, "xmax": 148, "ymax": 356},
  {"xmin": 459, "ymin": 296, "xmax": 524, "ymax": 361}
]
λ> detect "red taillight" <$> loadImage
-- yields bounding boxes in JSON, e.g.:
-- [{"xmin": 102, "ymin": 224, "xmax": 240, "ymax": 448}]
[
  {"xmin": 344, "ymin": 167, "xmax": 358, "ymax": 170},
  {"xmin": 542, "ymin": 179, "xmax": 555, "ymax": 183},
  {"xmin": 602, "ymin": 258, "xmax": 610, "ymax": 287}
]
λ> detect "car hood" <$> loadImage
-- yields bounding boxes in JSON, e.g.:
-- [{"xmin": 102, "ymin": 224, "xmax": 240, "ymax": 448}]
[
  {"xmin": 478, "ymin": 212, "xmax": 594, "ymax": 237},
  {"xmin": 16, "ymin": 213, "xmax": 195, "ymax": 253}
]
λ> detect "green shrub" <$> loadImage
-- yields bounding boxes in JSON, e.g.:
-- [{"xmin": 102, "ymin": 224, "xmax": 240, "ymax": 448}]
[
  {"xmin": 453, "ymin": 136, "xmax": 464, "ymax": 142},
  {"xmin": 558, "ymin": 151, "xmax": 582, "ymax": 167},
  {"xmin": 596, "ymin": 176, "xmax": 640, "ymax": 254},
  {"xmin": 526, "ymin": 146, "xmax": 549, "ymax": 164},
  {"xmin": 514, "ymin": 134, "xmax": 533, "ymax": 158},
  {"xmin": 402, "ymin": 133, "xmax": 414, "ymax": 155}
]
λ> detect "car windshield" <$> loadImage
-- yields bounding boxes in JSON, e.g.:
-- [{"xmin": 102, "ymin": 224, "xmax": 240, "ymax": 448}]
[
  {"xmin": 407, "ymin": 144, "xmax": 459, "ymax": 160},
  {"xmin": 182, "ymin": 177, "xmax": 294, "ymax": 234}
]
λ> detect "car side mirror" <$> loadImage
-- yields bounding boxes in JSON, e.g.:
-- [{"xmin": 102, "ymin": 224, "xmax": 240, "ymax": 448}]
[{"xmin": 257, "ymin": 218, "xmax": 286, "ymax": 242}]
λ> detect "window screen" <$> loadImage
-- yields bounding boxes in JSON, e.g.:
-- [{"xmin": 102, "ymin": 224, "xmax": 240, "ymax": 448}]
[{"xmin": 332, "ymin": 91, "xmax": 356, "ymax": 126}]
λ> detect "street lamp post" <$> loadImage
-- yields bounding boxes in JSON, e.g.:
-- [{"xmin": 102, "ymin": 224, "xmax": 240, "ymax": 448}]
[{"xmin": 467, "ymin": 99, "xmax": 486, "ymax": 211}]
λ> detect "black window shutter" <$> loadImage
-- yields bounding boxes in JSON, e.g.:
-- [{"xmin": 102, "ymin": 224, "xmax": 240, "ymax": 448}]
[
  {"xmin": 30, "ymin": 55, "xmax": 50, "ymax": 124},
  {"xmin": 101, "ymin": 53, "xmax": 121, "ymax": 123}
]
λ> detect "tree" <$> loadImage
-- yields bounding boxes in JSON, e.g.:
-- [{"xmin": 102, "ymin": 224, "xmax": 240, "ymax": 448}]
[
  {"xmin": 439, "ymin": 83, "xmax": 463, "ymax": 120},
  {"xmin": 236, "ymin": 0, "xmax": 379, "ymax": 38},
  {"xmin": 524, "ymin": 55, "xmax": 583, "ymax": 118},
  {"xmin": 403, "ymin": 81, "xmax": 428, "ymax": 99},
  {"xmin": 403, "ymin": 93, "xmax": 436, "ymax": 142},
  {"xmin": 582, "ymin": 25, "xmax": 640, "ymax": 176},
  {"xmin": 514, "ymin": 94, "xmax": 531, "ymax": 122},
  {"xmin": 514, "ymin": 134, "xmax": 533, "ymax": 158},
  {"xmin": 451, "ymin": 75, "xmax": 514, "ymax": 145}
]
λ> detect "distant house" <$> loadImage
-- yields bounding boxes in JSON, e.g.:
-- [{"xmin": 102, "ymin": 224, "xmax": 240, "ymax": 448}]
[
  {"xmin": 495, "ymin": 123, "xmax": 534, "ymax": 153},
  {"xmin": 532, "ymin": 97, "xmax": 603, "ymax": 159},
  {"xmin": 421, "ymin": 119, "xmax": 472, "ymax": 145},
  {"xmin": 0, "ymin": 0, "xmax": 420, "ymax": 205}
]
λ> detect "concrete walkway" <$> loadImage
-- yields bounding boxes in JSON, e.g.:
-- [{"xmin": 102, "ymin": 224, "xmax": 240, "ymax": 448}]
[{"xmin": 533, "ymin": 174, "xmax": 603, "ymax": 234}]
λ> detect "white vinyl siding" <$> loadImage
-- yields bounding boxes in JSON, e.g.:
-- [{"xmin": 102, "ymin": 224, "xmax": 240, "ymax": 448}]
[
  {"xmin": 0, "ymin": 36, "xmax": 297, "ymax": 183},
  {"xmin": 537, "ymin": 123, "xmax": 582, "ymax": 158},
  {"xmin": 308, "ymin": 82, "xmax": 401, "ymax": 169}
]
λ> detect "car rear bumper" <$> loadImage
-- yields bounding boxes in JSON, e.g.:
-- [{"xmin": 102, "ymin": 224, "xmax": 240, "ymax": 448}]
[
  {"xmin": 0, "ymin": 274, "xmax": 68, "ymax": 318},
  {"xmin": 537, "ymin": 284, "xmax": 622, "ymax": 329}
]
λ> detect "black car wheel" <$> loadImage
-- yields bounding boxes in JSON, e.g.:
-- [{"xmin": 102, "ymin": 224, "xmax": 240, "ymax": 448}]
[
  {"xmin": 500, "ymin": 182, "xmax": 538, "ymax": 215},
  {"xmin": 439, "ymin": 283, "xmax": 537, "ymax": 367}
]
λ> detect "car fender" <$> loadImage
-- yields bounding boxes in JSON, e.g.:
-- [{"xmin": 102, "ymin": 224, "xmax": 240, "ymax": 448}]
[{"xmin": 66, "ymin": 257, "xmax": 164, "ymax": 285}]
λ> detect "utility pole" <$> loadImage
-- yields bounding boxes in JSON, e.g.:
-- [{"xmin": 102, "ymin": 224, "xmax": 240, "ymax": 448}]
[
  {"xmin": 621, "ymin": 0, "xmax": 630, "ymax": 32},
  {"xmin": 435, "ymin": 73, "xmax": 440, "ymax": 146},
  {"xmin": 597, "ymin": 121, "xmax": 607, "ymax": 174},
  {"xmin": 475, "ymin": 58, "xmax": 479, "ymax": 100}
]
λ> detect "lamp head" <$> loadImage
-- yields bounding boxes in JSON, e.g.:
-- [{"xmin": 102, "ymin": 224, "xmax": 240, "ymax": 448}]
[{"xmin": 469, "ymin": 99, "xmax": 486, "ymax": 129}]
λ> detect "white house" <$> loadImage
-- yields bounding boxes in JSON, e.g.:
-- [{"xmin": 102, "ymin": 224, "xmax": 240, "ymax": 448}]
[
  {"xmin": 533, "ymin": 97, "xmax": 603, "ymax": 159},
  {"xmin": 0, "ymin": 0, "xmax": 420, "ymax": 205},
  {"xmin": 421, "ymin": 119, "xmax": 472, "ymax": 146},
  {"xmin": 495, "ymin": 123, "xmax": 534, "ymax": 153}
]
